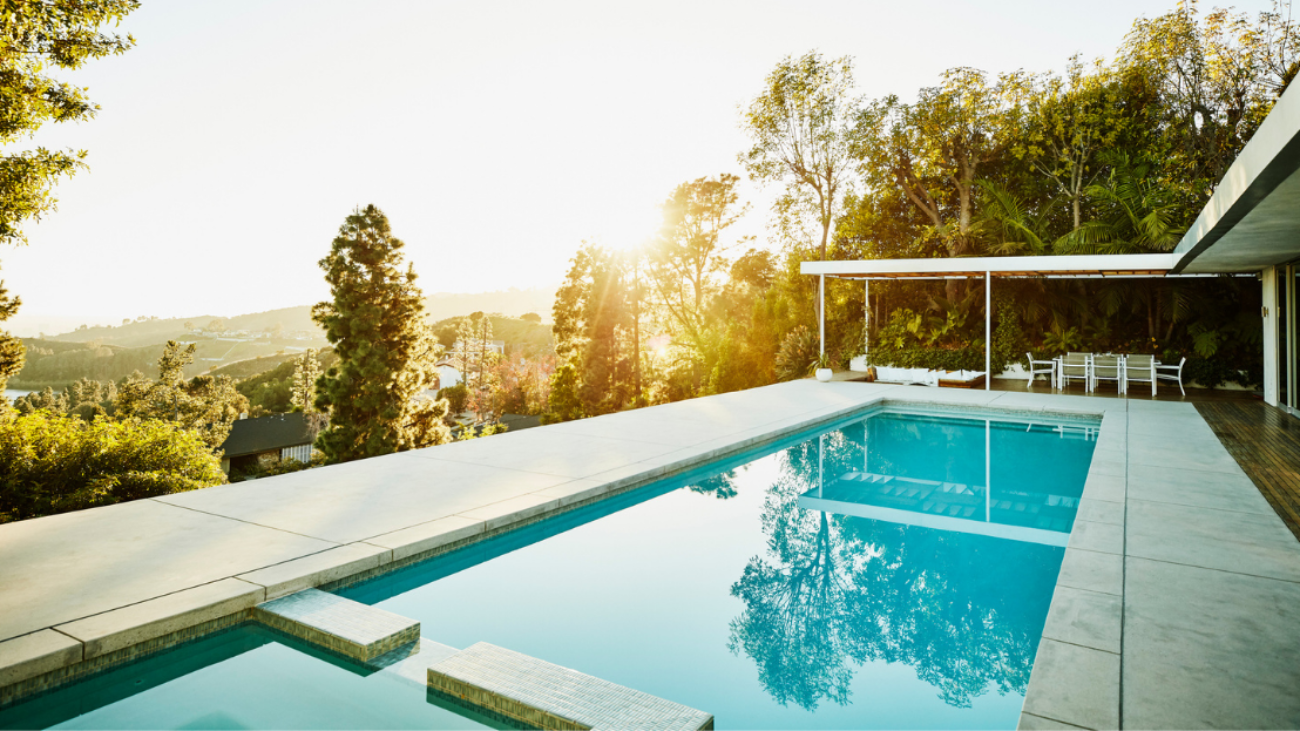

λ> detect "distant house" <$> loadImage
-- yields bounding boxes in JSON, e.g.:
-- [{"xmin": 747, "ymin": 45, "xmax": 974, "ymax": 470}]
[
  {"xmin": 434, "ymin": 360, "xmax": 461, "ymax": 390},
  {"xmin": 452, "ymin": 339, "xmax": 505, "ymax": 355},
  {"xmin": 219, "ymin": 413, "xmax": 316, "ymax": 475}
]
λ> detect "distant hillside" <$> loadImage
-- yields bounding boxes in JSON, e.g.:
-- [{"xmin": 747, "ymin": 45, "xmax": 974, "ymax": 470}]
[
  {"xmin": 13, "ymin": 337, "xmax": 324, "ymax": 390},
  {"xmin": 237, "ymin": 350, "xmax": 340, "ymax": 415},
  {"xmin": 209, "ymin": 351, "xmax": 309, "ymax": 380},
  {"xmin": 46, "ymin": 308, "xmax": 321, "ymax": 349},
  {"xmin": 43, "ymin": 287, "xmax": 556, "ymax": 347},
  {"xmin": 431, "ymin": 315, "xmax": 553, "ymax": 357}
]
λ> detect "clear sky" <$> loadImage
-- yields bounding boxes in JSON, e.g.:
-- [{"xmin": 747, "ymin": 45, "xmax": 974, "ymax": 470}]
[{"xmin": 4, "ymin": 0, "xmax": 1281, "ymax": 333}]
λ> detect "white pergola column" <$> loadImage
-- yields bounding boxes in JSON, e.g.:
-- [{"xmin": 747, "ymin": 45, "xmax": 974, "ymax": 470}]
[
  {"xmin": 819, "ymin": 274, "xmax": 825, "ymax": 356},
  {"xmin": 864, "ymin": 279, "xmax": 870, "ymax": 363},
  {"xmin": 985, "ymin": 271, "xmax": 992, "ymax": 391}
]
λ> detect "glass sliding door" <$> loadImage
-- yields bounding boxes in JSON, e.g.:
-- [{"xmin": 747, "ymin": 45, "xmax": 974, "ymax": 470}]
[
  {"xmin": 1284, "ymin": 262, "xmax": 1294, "ymax": 413},
  {"xmin": 1279, "ymin": 263, "xmax": 1300, "ymax": 415}
]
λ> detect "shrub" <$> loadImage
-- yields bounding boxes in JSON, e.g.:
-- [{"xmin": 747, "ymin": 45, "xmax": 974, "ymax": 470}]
[
  {"xmin": 438, "ymin": 383, "xmax": 469, "ymax": 414},
  {"xmin": 776, "ymin": 326, "xmax": 818, "ymax": 381},
  {"xmin": 234, "ymin": 451, "xmax": 326, "ymax": 482},
  {"xmin": 0, "ymin": 410, "xmax": 225, "ymax": 523}
]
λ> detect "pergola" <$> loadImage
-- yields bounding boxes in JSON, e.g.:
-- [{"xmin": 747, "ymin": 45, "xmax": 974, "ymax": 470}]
[{"xmin": 799, "ymin": 252, "xmax": 1222, "ymax": 391}]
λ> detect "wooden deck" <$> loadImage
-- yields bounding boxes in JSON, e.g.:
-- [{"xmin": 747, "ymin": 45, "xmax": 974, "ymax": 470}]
[
  {"xmin": 832, "ymin": 370, "xmax": 1261, "ymax": 403},
  {"xmin": 1196, "ymin": 401, "xmax": 1300, "ymax": 541}
]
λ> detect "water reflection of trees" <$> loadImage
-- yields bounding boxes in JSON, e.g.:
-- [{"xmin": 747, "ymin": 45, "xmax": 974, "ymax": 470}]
[
  {"xmin": 688, "ymin": 469, "xmax": 739, "ymax": 500},
  {"xmin": 727, "ymin": 430, "xmax": 1060, "ymax": 711}
]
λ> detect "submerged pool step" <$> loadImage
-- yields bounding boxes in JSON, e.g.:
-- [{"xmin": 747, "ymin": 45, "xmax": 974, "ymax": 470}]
[
  {"xmin": 427, "ymin": 642, "xmax": 713, "ymax": 730},
  {"xmin": 252, "ymin": 589, "xmax": 419, "ymax": 662}
]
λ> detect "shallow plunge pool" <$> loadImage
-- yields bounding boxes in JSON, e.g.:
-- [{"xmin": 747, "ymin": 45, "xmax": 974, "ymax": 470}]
[{"xmin": 2, "ymin": 405, "xmax": 1098, "ymax": 730}]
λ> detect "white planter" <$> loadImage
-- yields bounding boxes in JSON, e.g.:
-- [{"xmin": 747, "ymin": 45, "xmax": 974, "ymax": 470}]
[{"xmin": 815, "ymin": 368, "xmax": 833, "ymax": 382}]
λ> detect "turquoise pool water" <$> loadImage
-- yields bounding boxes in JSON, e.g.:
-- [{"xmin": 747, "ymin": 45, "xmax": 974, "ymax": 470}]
[{"xmin": 0, "ymin": 406, "xmax": 1097, "ymax": 730}]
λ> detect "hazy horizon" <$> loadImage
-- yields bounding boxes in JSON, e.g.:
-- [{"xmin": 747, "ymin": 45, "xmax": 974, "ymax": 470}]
[
  {"xmin": 4, "ymin": 0, "xmax": 1279, "ymax": 323},
  {"xmin": 7, "ymin": 284, "xmax": 560, "ymax": 338}
]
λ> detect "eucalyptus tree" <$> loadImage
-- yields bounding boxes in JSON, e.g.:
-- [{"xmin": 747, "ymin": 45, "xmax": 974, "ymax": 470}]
[
  {"xmin": 646, "ymin": 174, "xmax": 749, "ymax": 390},
  {"xmin": 855, "ymin": 68, "xmax": 1029, "ymax": 262},
  {"xmin": 740, "ymin": 52, "xmax": 859, "ymax": 259},
  {"xmin": 1120, "ymin": 2, "xmax": 1300, "ymax": 204},
  {"xmin": 312, "ymin": 205, "xmax": 450, "ymax": 462},
  {"xmin": 1018, "ymin": 58, "xmax": 1152, "ymax": 231}
]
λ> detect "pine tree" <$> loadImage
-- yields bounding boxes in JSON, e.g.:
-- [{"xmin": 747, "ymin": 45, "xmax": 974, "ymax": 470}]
[
  {"xmin": 311, "ymin": 205, "xmax": 450, "ymax": 462},
  {"xmin": 290, "ymin": 349, "xmax": 321, "ymax": 413},
  {"xmin": 114, "ymin": 341, "xmax": 247, "ymax": 450},
  {"xmin": 290, "ymin": 349, "xmax": 327, "ymax": 440},
  {"xmin": 545, "ymin": 243, "xmax": 636, "ymax": 421}
]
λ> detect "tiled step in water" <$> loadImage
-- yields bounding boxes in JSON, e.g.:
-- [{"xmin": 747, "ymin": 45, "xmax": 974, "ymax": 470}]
[
  {"xmin": 427, "ymin": 642, "xmax": 714, "ymax": 731},
  {"xmin": 252, "ymin": 589, "xmax": 419, "ymax": 662},
  {"xmin": 369, "ymin": 637, "xmax": 459, "ymax": 685}
]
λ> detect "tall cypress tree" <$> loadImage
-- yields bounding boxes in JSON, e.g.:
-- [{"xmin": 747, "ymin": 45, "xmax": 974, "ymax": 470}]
[{"xmin": 312, "ymin": 205, "xmax": 450, "ymax": 463}]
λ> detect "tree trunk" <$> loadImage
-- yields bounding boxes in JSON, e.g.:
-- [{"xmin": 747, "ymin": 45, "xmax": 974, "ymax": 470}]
[{"xmin": 632, "ymin": 266, "xmax": 641, "ymax": 401}]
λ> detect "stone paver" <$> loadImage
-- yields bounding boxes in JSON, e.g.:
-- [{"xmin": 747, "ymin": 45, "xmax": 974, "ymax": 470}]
[
  {"xmin": 1067, "ymin": 520, "xmax": 1124, "ymax": 556},
  {"xmin": 57, "ymin": 578, "xmax": 263, "ymax": 659},
  {"xmin": 0, "ymin": 499, "xmax": 335, "ymax": 643},
  {"xmin": 155, "ymin": 455, "xmax": 575, "ymax": 544},
  {"xmin": 1041, "ymin": 585, "xmax": 1123, "ymax": 654},
  {"xmin": 1057, "ymin": 548, "xmax": 1123, "ymax": 596},
  {"xmin": 1126, "ymin": 499, "xmax": 1300, "ymax": 582},
  {"xmin": 1021, "ymin": 639, "xmax": 1120, "ymax": 730},
  {"xmin": 1123, "ymin": 557, "xmax": 1300, "ymax": 729},
  {"xmin": 0, "ymin": 632, "xmax": 81, "ymax": 688},
  {"xmin": 237, "ymin": 543, "xmax": 391, "ymax": 600}
]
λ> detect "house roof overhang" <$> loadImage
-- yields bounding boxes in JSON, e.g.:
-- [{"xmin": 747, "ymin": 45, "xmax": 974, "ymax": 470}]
[
  {"xmin": 799, "ymin": 252, "xmax": 1185, "ymax": 279},
  {"xmin": 1173, "ymin": 80, "xmax": 1300, "ymax": 273}
]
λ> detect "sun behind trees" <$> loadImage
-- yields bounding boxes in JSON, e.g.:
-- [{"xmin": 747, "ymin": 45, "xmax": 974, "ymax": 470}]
[{"xmin": 312, "ymin": 205, "xmax": 451, "ymax": 463}]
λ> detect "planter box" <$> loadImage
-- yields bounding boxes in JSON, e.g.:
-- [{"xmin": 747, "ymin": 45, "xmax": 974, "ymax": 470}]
[
  {"xmin": 873, "ymin": 367, "xmax": 986, "ymax": 388},
  {"xmin": 938, "ymin": 371, "xmax": 986, "ymax": 389}
]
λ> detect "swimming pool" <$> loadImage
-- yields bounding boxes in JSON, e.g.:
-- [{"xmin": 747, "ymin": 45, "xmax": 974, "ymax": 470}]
[{"xmin": 0, "ymin": 405, "xmax": 1097, "ymax": 730}]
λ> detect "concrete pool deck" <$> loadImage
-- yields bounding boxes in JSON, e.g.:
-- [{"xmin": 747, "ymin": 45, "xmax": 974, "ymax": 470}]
[{"xmin": 0, "ymin": 380, "xmax": 1298, "ymax": 728}]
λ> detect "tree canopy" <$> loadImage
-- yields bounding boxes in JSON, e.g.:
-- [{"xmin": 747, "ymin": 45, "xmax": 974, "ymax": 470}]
[{"xmin": 1, "ymin": 0, "xmax": 139, "ymax": 246}]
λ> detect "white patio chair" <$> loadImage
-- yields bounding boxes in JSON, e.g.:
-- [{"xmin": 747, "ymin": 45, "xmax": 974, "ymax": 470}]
[
  {"xmin": 1025, "ymin": 352, "xmax": 1056, "ymax": 388},
  {"xmin": 1124, "ymin": 354, "xmax": 1157, "ymax": 397},
  {"xmin": 1157, "ymin": 356, "xmax": 1187, "ymax": 396},
  {"xmin": 1091, "ymin": 354, "xmax": 1123, "ymax": 394},
  {"xmin": 1057, "ymin": 352, "xmax": 1090, "ymax": 391}
]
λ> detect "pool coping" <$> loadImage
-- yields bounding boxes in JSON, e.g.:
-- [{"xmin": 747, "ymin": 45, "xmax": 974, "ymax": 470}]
[
  {"xmin": 0, "ymin": 381, "xmax": 1100, "ymax": 709},
  {"xmin": 2, "ymin": 381, "xmax": 1295, "ymax": 728},
  {"xmin": 0, "ymin": 381, "xmax": 897, "ymax": 705}
]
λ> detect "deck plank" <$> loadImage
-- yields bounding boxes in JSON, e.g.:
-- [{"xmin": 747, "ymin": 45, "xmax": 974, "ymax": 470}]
[{"xmin": 1195, "ymin": 401, "xmax": 1300, "ymax": 541}]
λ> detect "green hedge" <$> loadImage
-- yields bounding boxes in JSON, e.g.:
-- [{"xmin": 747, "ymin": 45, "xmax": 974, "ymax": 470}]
[{"xmin": 865, "ymin": 345, "xmax": 995, "ymax": 373}]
